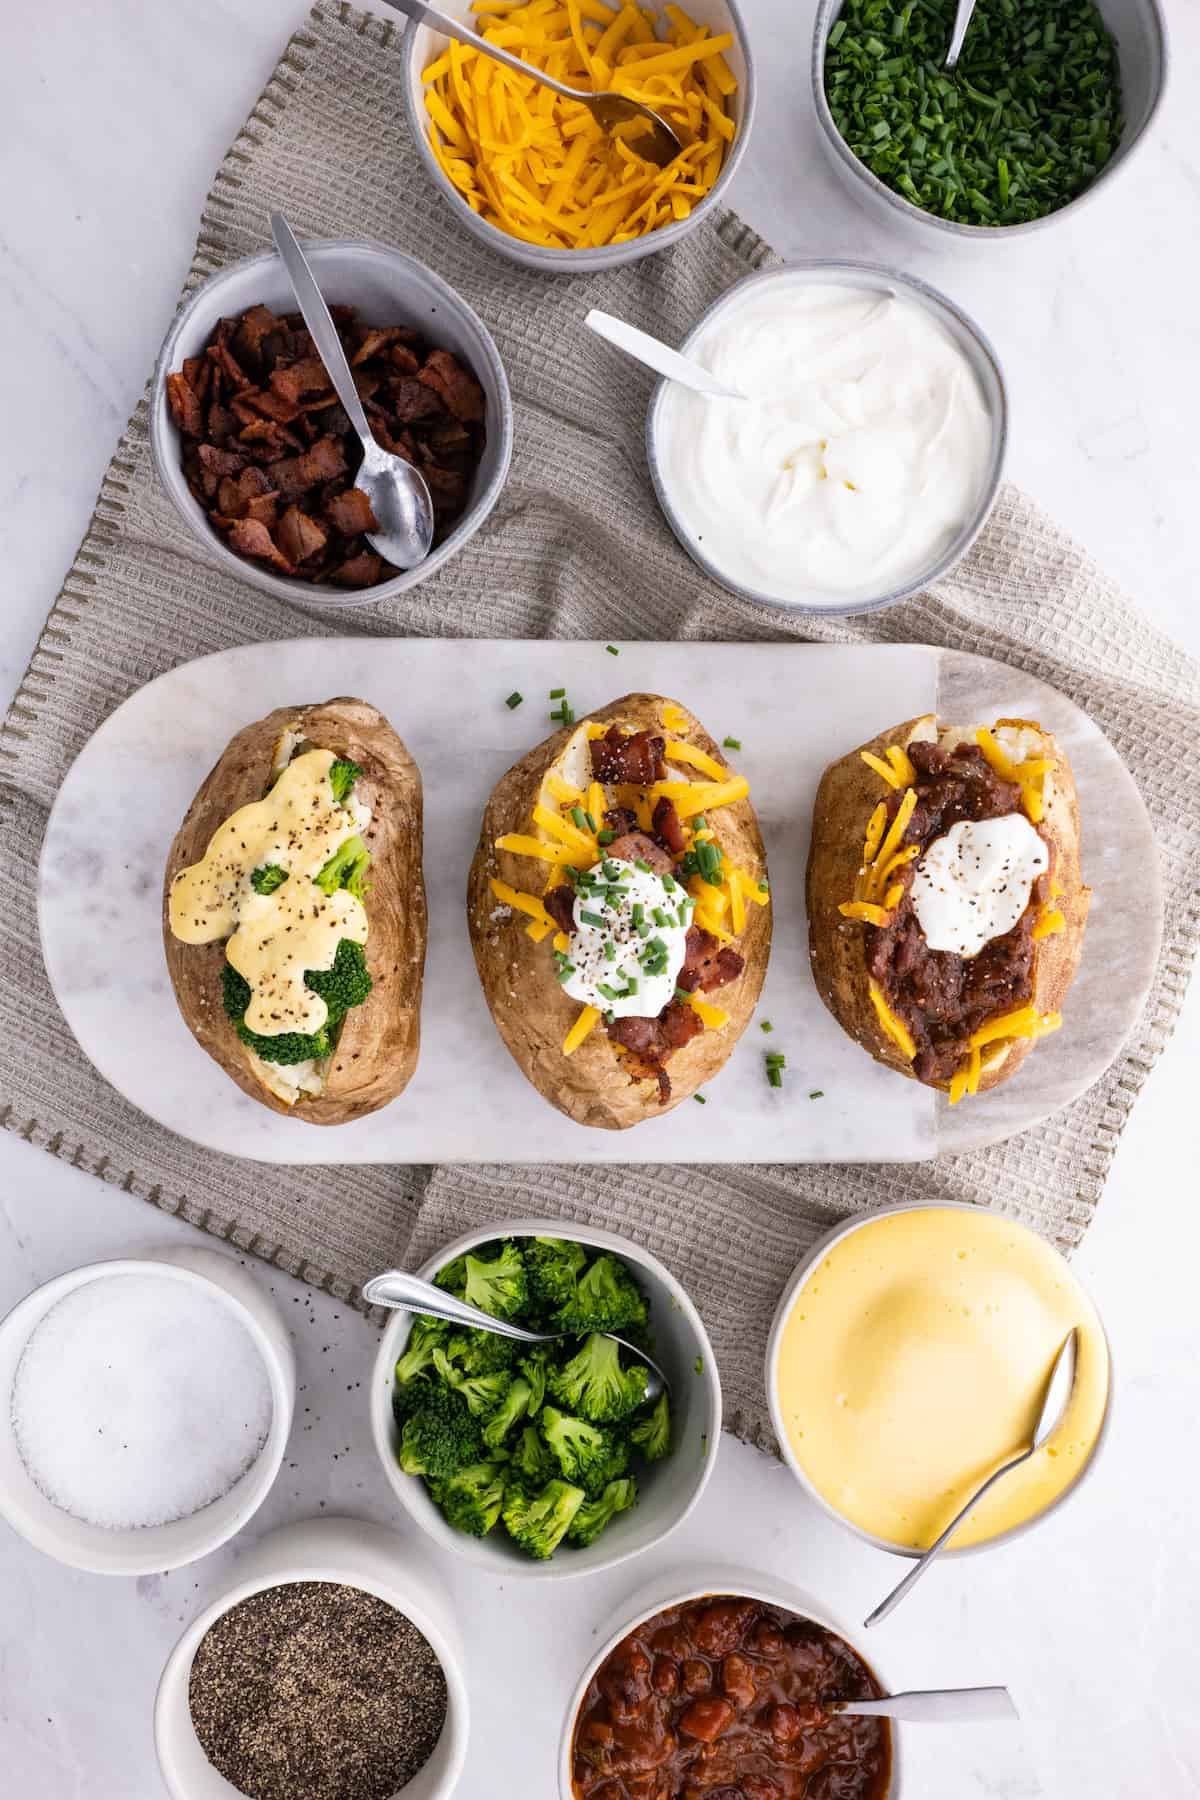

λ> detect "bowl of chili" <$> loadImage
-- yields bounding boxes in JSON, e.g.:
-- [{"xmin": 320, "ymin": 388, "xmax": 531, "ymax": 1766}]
[
  {"xmin": 812, "ymin": 0, "xmax": 1168, "ymax": 239},
  {"xmin": 560, "ymin": 1567, "xmax": 902, "ymax": 1799}
]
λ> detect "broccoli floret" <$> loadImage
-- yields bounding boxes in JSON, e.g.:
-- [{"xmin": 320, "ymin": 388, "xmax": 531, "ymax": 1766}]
[
  {"xmin": 432, "ymin": 1349, "xmax": 512, "ymax": 1418},
  {"xmin": 444, "ymin": 1329, "xmax": 519, "ymax": 1377},
  {"xmin": 555, "ymin": 1253, "xmax": 648, "ymax": 1335},
  {"xmin": 519, "ymin": 1347, "xmax": 550, "ymax": 1416},
  {"xmin": 221, "ymin": 939, "xmax": 371, "ymax": 1066},
  {"xmin": 329, "ymin": 758, "xmax": 362, "ymax": 804},
  {"xmin": 315, "ymin": 834, "xmax": 371, "ymax": 900},
  {"xmin": 304, "ymin": 938, "xmax": 373, "ymax": 1027},
  {"xmin": 397, "ymin": 1383, "xmax": 482, "ymax": 1482},
  {"xmin": 437, "ymin": 1461, "xmax": 507, "ymax": 1537},
  {"xmin": 394, "ymin": 1316, "xmax": 448, "ymax": 1390},
  {"xmin": 629, "ymin": 1391, "xmax": 671, "ymax": 1462},
  {"xmin": 567, "ymin": 1476, "xmax": 638, "ymax": 1548},
  {"xmin": 436, "ymin": 1243, "xmax": 529, "ymax": 1321},
  {"xmin": 524, "ymin": 1236, "xmax": 587, "ymax": 1318},
  {"xmin": 481, "ymin": 1376, "xmax": 532, "ymax": 1452},
  {"xmin": 502, "ymin": 1477, "xmax": 585, "ymax": 1560},
  {"xmin": 251, "ymin": 863, "xmax": 288, "ymax": 895},
  {"xmin": 541, "ymin": 1407, "xmax": 629, "ymax": 1498},
  {"xmin": 548, "ymin": 1332, "xmax": 649, "ymax": 1425},
  {"xmin": 512, "ymin": 1424, "xmax": 555, "ymax": 1487}
]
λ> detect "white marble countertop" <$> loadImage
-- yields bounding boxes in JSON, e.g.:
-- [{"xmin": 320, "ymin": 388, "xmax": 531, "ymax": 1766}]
[{"xmin": 2, "ymin": 2, "xmax": 1197, "ymax": 1796}]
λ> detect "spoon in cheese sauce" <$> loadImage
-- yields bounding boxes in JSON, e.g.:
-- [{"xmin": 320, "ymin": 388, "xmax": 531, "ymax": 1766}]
[{"xmin": 864, "ymin": 1328, "xmax": 1079, "ymax": 1627}]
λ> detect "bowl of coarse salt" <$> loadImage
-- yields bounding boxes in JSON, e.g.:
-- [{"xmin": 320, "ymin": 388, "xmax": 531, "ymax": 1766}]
[{"xmin": 0, "ymin": 1245, "xmax": 294, "ymax": 1574}]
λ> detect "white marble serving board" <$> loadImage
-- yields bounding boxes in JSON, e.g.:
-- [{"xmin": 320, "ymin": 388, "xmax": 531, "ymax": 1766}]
[{"xmin": 38, "ymin": 641, "xmax": 1158, "ymax": 1166}]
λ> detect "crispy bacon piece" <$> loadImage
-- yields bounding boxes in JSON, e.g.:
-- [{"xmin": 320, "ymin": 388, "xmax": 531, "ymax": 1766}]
[
  {"xmin": 166, "ymin": 372, "xmax": 203, "ymax": 437},
  {"xmin": 225, "ymin": 517, "xmax": 294, "ymax": 573},
  {"xmin": 544, "ymin": 885, "xmax": 576, "ymax": 934},
  {"xmin": 606, "ymin": 831, "xmax": 673, "ymax": 876},
  {"xmin": 590, "ymin": 727, "xmax": 666, "ymax": 787},
  {"xmin": 417, "ymin": 348, "xmax": 486, "ymax": 422},
  {"xmin": 270, "ymin": 355, "xmax": 334, "ymax": 403},
  {"xmin": 329, "ymin": 551, "xmax": 384, "ymax": 587},
  {"xmin": 351, "ymin": 326, "xmax": 410, "ymax": 366},
  {"xmin": 390, "ymin": 375, "xmax": 445, "ymax": 423},
  {"xmin": 608, "ymin": 1002, "xmax": 703, "ymax": 1104},
  {"xmin": 680, "ymin": 926, "xmax": 744, "ymax": 993},
  {"xmin": 197, "ymin": 443, "xmax": 245, "ymax": 477},
  {"xmin": 276, "ymin": 505, "xmax": 328, "ymax": 565},
  {"xmin": 232, "ymin": 303, "xmax": 279, "ymax": 367},
  {"xmin": 652, "ymin": 796, "xmax": 686, "ymax": 856},
  {"xmin": 323, "ymin": 487, "xmax": 378, "ymax": 536}
]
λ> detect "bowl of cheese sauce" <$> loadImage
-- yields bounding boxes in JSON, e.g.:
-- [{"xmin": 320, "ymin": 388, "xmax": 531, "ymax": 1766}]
[
  {"xmin": 647, "ymin": 263, "xmax": 1005, "ymax": 616},
  {"xmin": 766, "ymin": 1203, "xmax": 1109, "ymax": 1555}
]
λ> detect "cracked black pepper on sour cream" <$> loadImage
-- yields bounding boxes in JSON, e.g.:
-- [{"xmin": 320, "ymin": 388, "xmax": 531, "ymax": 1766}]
[{"xmin": 911, "ymin": 815, "xmax": 1048, "ymax": 957}]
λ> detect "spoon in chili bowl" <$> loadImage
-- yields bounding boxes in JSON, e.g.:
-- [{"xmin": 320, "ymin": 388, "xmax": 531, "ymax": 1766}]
[{"xmin": 362, "ymin": 1268, "xmax": 670, "ymax": 1401}]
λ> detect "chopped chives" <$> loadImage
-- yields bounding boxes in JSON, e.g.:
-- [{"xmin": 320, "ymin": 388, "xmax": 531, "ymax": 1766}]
[
  {"xmin": 632, "ymin": 903, "xmax": 645, "ymax": 926},
  {"xmin": 662, "ymin": 873, "xmax": 677, "ymax": 892},
  {"xmin": 809, "ymin": 1089, "xmax": 825, "ymax": 1099},
  {"xmin": 635, "ymin": 858, "xmax": 652, "ymax": 873},
  {"xmin": 570, "ymin": 806, "xmax": 588, "ymax": 831},
  {"xmin": 583, "ymin": 811, "xmax": 597, "ymax": 833},
  {"xmin": 723, "ymin": 735, "xmax": 742, "ymax": 750},
  {"xmin": 505, "ymin": 691, "xmax": 523, "ymax": 709},
  {"xmin": 653, "ymin": 907, "xmax": 669, "ymax": 927},
  {"xmin": 768, "ymin": 1067, "xmax": 783, "ymax": 1089},
  {"xmin": 605, "ymin": 644, "xmax": 619, "ymax": 655},
  {"xmin": 550, "ymin": 687, "xmax": 566, "ymax": 698},
  {"xmin": 597, "ymin": 981, "xmax": 619, "ymax": 1001},
  {"xmin": 694, "ymin": 1092, "xmax": 707, "ymax": 1104},
  {"xmin": 675, "ymin": 986, "xmax": 694, "ymax": 1002},
  {"xmin": 579, "ymin": 909, "xmax": 607, "ymax": 928},
  {"xmin": 760, "ymin": 1020, "xmax": 773, "ymax": 1033},
  {"xmin": 597, "ymin": 828, "xmax": 615, "ymax": 846},
  {"xmin": 604, "ymin": 941, "xmax": 616, "ymax": 962}
]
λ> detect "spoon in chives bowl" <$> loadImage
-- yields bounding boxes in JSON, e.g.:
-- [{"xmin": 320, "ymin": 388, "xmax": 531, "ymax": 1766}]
[
  {"xmin": 864, "ymin": 1328, "xmax": 1079, "ymax": 1628},
  {"xmin": 362, "ymin": 1268, "xmax": 670, "ymax": 1401},
  {"xmin": 944, "ymin": 0, "xmax": 979, "ymax": 70},
  {"xmin": 269, "ymin": 211, "xmax": 435, "ymax": 570},
  {"xmin": 382, "ymin": 0, "xmax": 683, "ymax": 168},
  {"xmin": 584, "ymin": 309, "xmax": 746, "ymax": 400}
]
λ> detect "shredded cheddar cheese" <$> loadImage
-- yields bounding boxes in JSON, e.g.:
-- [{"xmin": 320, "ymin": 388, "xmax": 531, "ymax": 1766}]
[
  {"xmin": 422, "ymin": 0, "xmax": 736, "ymax": 251},
  {"xmin": 660, "ymin": 700, "xmax": 687, "ymax": 732},
  {"xmin": 665, "ymin": 738, "xmax": 727, "ymax": 781},
  {"xmin": 562, "ymin": 1003, "xmax": 601, "ymax": 1053},
  {"xmin": 868, "ymin": 980, "xmax": 917, "ymax": 1061},
  {"xmin": 687, "ymin": 993, "xmax": 729, "ymax": 1029}
]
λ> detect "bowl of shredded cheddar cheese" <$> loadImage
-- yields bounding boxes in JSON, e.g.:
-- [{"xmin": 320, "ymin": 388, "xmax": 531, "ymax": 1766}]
[{"xmin": 402, "ymin": 0, "xmax": 755, "ymax": 269}]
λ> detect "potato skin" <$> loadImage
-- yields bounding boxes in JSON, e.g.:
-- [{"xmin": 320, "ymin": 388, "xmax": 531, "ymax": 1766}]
[
  {"xmin": 807, "ymin": 715, "xmax": 1089, "ymax": 1095},
  {"xmin": 162, "ymin": 697, "xmax": 426, "ymax": 1124},
  {"xmin": 467, "ymin": 693, "xmax": 771, "ymax": 1129}
]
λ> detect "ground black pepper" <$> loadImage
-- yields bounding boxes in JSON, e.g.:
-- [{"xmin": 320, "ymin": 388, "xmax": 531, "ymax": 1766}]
[{"xmin": 188, "ymin": 1580, "xmax": 448, "ymax": 1800}]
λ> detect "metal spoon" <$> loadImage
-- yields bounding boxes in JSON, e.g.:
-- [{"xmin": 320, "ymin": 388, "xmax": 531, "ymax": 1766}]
[
  {"xmin": 865, "ymin": 1329, "xmax": 1079, "ymax": 1628},
  {"xmin": 584, "ymin": 308, "xmax": 745, "ymax": 399},
  {"xmin": 268, "ymin": 211, "xmax": 434, "ymax": 570},
  {"xmin": 944, "ymin": 0, "xmax": 978, "ymax": 69},
  {"xmin": 832, "ymin": 1686, "xmax": 1018, "ymax": 1723},
  {"xmin": 363, "ymin": 1268, "xmax": 669, "ymax": 1399},
  {"xmin": 382, "ymin": 0, "xmax": 683, "ymax": 168}
]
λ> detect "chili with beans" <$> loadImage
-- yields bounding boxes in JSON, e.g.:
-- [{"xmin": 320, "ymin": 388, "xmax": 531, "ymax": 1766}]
[{"xmin": 572, "ymin": 1595, "xmax": 891, "ymax": 1800}]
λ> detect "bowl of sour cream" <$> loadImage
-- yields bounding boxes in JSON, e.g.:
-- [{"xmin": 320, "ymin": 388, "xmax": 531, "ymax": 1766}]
[{"xmin": 647, "ymin": 262, "xmax": 1006, "ymax": 616}]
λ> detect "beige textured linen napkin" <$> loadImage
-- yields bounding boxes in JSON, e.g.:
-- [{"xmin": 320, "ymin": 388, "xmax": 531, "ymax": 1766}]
[{"xmin": 3, "ymin": 3, "xmax": 1197, "ymax": 1445}]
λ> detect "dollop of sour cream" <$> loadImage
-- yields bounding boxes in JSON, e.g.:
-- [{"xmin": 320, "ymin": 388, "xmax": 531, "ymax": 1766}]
[
  {"xmin": 911, "ymin": 815, "xmax": 1049, "ymax": 958},
  {"xmin": 655, "ymin": 281, "xmax": 994, "ymax": 606},
  {"xmin": 560, "ymin": 863, "xmax": 689, "ymax": 1018}
]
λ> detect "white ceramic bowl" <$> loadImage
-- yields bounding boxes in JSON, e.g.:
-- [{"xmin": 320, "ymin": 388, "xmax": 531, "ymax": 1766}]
[
  {"xmin": 764, "ymin": 1201, "xmax": 1113, "ymax": 1560},
  {"xmin": 154, "ymin": 1515, "xmax": 468, "ymax": 1800},
  {"xmin": 150, "ymin": 239, "xmax": 513, "ymax": 611},
  {"xmin": 370, "ymin": 1218, "xmax": 721, "ymax": 1578},
  {"xmin": 647, "ymin": 260, "xmax": 1007, "ymax": 617},
  {"xmin": 401, "ymin": 0, "xmax": 756, "ymax": 273},
  {"xmin": 557, "ymin": 1564, "xmax": 904, "ymax": 1798},
  {"xmin": 0, "ymin": 1246, "xmax": 294, "ymax": 1575},
  {"xmin": 812, "ymin": 0, "xmax": 1168, "ymax": 242}
]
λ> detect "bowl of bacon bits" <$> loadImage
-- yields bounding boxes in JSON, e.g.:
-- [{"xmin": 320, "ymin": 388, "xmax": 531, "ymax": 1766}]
[
  {"xmin": 151, "ymin": 239, "xmax": 512, "ymax": 609},
  {"xmin": 402, "ymin": 0, "xmax": 755, "ymax": 270}
]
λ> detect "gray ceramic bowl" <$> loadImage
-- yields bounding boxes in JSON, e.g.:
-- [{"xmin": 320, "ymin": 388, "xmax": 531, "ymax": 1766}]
[
  {"xmin": 150, "ymin": 239, "xmax": 513, "ymax": 612},
  {"xmin": 812, "ymin": 0, "xmax": 1168, "ymax": 241},
  {"xmin": 646, "ymin": 260, "xmax": 1008, "ymax": 617},
  {"xmin": 400, "ymin": 0, "xmax": 756, "ymax": 273}
]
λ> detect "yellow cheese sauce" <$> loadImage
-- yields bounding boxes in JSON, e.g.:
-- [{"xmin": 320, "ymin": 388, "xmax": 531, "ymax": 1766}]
[
  {"xmin": 168, "ymin": 748, "xmax": 367, "ymax": 1037},
  {"xmin": 774, "ymin": 1207, "xmax": 1109, "ymax": 1550}
]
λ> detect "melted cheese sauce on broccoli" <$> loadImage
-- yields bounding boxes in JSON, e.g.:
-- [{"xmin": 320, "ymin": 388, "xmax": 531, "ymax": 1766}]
[{"xmin": 168, "ymin": 748, "xmax": 367, "ymax": 1037}]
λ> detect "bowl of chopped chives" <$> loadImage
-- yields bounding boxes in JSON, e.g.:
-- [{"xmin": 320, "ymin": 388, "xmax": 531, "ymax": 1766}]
[
  {"xmin": 402, "ymin": 0, "xmax": 756, "ymax": 270},
  {"xmin": 812, "ymin": 0, "xmax": 1167, "ymax": 238}
]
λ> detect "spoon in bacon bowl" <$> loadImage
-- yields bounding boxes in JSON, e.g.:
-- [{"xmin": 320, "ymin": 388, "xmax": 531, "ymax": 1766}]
[{"xmin": 468, "ymin": 694, "xmax": 771, "ymax": 1129}]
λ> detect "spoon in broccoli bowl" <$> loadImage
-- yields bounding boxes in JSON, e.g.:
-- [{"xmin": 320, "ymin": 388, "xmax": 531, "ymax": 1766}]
[{"xmin": 363, "ymin": 1266, "xmax": 669, "ymax": 1402}]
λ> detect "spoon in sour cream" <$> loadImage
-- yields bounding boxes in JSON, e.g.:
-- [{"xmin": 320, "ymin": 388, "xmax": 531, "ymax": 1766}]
[{"xmin": 584, "ymin": 309, "xmax": 746, "ymax": 400}]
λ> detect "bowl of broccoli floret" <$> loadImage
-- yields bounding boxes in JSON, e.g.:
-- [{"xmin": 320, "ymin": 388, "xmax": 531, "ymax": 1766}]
[{"xmin": 369, "ymin": 1224, "xmax": 721, "ymax": 1577}]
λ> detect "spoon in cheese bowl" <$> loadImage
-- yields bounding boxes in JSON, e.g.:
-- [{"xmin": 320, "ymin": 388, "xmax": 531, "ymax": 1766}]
[
  {"xmin": 585, "ymin": 309, "xmax": 746, "ymax": 399},
  {"xmin": 864, "ymin": 1328, "xmax": 1080, "ymax": 1627}
]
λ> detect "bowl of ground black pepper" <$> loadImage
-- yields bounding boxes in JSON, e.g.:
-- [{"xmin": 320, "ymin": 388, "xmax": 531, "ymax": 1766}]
[
  {"xmin": 154, "ymin": 1515, "xmax": 468, "ymax": 1800},
  {"xmin": 812, "ymin": 0, "xmax": 1167, "ymax": 239}
]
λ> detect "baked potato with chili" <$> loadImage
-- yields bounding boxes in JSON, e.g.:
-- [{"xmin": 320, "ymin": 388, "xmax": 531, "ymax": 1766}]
[
  {"xmin": 468, "ymin": 693, "xmax": 771, "ymax": 1128},
  {"xmin": 163, "ymin": 696, "xmax": 426, "ymax": 1122},
  {"xmin": 807, "ymin": 713, "xmax": 1089, "ymax": 1101}
]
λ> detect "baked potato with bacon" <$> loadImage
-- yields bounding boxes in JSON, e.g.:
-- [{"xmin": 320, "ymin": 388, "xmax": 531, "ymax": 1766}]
[
  {"xmin": 163, "ymin": 697, "xmax": 425, "ymax": 1122},
  {"xmin": 468, "ymin": 693, "xmax": 771, "ymax": 1128},
  {"xmin": 808, "ymin": 713, "xmax": 1089, "ymax": 1102}
]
